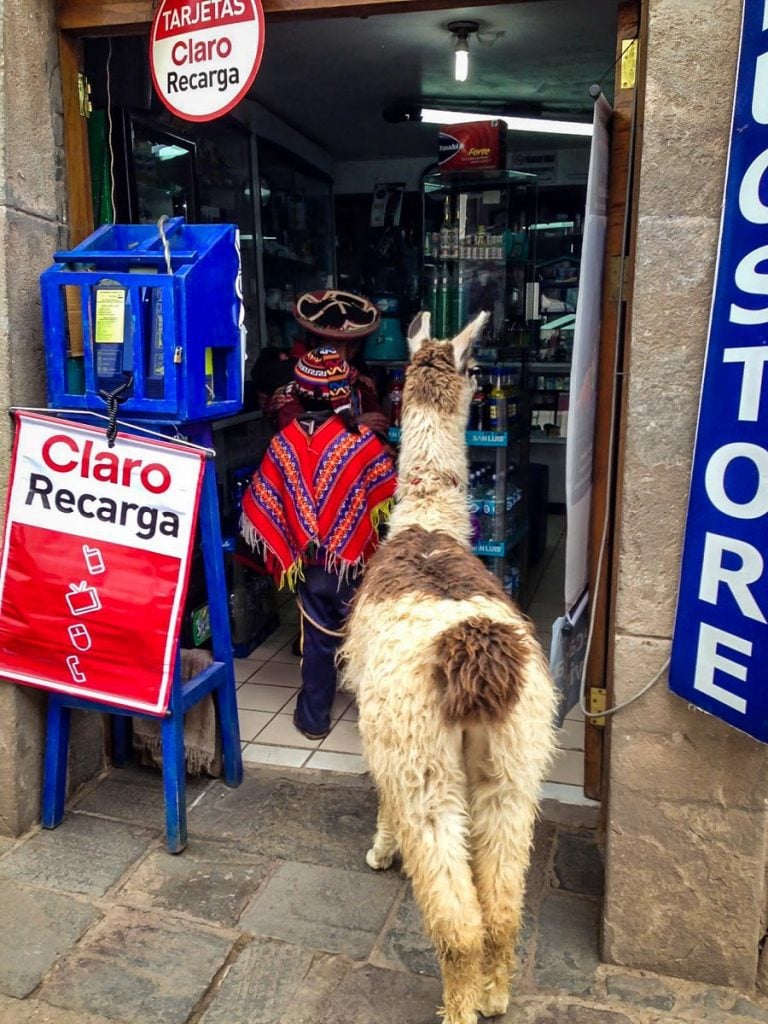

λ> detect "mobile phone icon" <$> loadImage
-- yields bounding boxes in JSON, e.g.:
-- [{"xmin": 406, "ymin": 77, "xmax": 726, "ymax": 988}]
[
  {"xmin": 66, "ymin": 655, "xmax": 87, "ymax": 684},
  {"xmin": 82, "ymin": 545, "xmax": 105, "ymax": 575}
]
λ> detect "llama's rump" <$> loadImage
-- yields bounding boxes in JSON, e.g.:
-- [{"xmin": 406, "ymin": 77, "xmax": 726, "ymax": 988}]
[
  {"xmin": 355, "ymin": 524, "xmax": 533, "ymax": 724},
  {"xmin": 434, "ymin": 615, "xmax": 528, "ymax": 723}
]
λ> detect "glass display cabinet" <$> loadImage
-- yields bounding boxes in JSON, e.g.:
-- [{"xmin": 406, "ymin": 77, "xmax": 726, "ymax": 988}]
[
  {"xmin": 528, "ymin": 210, "xmax": 584, "ymax": 508},
  {"xmin": 256, "ymin": 139, "xmax": 335, "ymax": 351},
  {"xmin": 420, "ymin": 168, "xmax": 539, "ymax": 601},
  {"xmin": 124, "ymin": 114, "xmax": 260, "ymax": 364},
  {"xmin": 194, "ymin": 124, "xmax": 260, "ymax": 363}
]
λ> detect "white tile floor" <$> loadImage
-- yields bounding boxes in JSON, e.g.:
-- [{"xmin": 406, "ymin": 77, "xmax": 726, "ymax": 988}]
[{"xmin": 234, "ymin": 515, "xmax": 592, "ymax": 803}]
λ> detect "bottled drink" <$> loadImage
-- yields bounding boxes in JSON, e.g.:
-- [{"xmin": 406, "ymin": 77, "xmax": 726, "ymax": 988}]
[
  {"xmin": 427, "ymin": 265, "xmax": 439, "ymax": 327},
  {"xmin": 475, "ymin": 224, "xmax": 488, "ymax": 260},
  {"xmin": 450, "ymin": 208, "xmax": 460, "ymax": 259},
  {"xmin": 504, "ymin": 566, "xmax": 520, "ymax": 599},
  {"xmin": 440, "ymin": 197, "xmax": 452, "ymax": 258},
  {"xmin": 459, "ymin": 232, "xmax": 469, "ymax": 260},
  {"xmin": 488, "ymin": 373, "xmax": 508, "ymax": 433},
  {"xmin": 437, "ymin": 268, "xmax": 451, "ymax": 337},
  {"xmin": 469, "ymin": 469, "xmax": 482, "ymax": 544},
  {"xmin": 388, "ymin": 368, "xmax": 404, "ymax": 427},
  {"xmin": 468, "ymin": 374, "xmax": 487, "ymax": 430},
  {"xmin": 451, "ymin": 265, "xmax": 466, "ymax": 334},
  {"xmin": 470, "ymin": 464, "xmax": 490, "ymax": 541}
]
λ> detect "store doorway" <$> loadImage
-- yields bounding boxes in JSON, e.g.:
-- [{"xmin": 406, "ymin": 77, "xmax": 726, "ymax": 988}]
[{"xmin": 60, "ymin": 0, "xmax": 633, "ymax": 803}]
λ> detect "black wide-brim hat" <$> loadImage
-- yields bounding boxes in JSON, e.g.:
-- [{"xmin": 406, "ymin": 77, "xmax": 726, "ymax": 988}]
[{"xmin": 293, "ymin": 290, "xmax": 380, "ymax": 340}]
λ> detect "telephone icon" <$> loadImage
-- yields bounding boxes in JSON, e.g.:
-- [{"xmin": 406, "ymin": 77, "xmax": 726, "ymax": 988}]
[{"xmin": 66, "ymin": 655, "xmax": 87, "ymax": 684}]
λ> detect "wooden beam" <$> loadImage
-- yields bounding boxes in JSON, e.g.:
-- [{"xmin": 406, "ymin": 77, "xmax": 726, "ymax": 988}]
[
  {"xmin": 59, "ymin": 32, "xmax": 95, "ymax": 245},
  {"xmin": 582, "ymin": 0, "xmax": 643, "ymax": 802},
  {"xmin": 58, "ymin": 0, "xmax": 153, "ymax": 33},
  {"xmin": 264, "ymin": 0, "xmax": 533, "ymax": 19},
  {"xmin": 58, "ymin": 0, "xmax": 541, "ymax": 32}
]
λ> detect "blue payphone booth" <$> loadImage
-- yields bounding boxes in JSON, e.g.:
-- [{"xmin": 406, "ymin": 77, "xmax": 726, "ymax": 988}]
[
  {"xmin": 37, "ymin": 218, "xmax": 246, "ymax": 852},
  {"xmin": 40, "ymin": 217, "xmax": 244, "ymax": 422}
]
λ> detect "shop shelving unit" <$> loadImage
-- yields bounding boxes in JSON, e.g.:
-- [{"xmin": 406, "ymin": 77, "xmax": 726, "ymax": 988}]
[
  {"xmin": 257, "ymin": 139, "xmax": 335, "ymax": 350},
  {"xmin": 418, "ymin": 168, "xmax": 539, "ymax": 601},
  {"xmin": 530, "ymin": 361, "xmax": 571, "ymax": 441},
  {"xmin": 527, "ymin": 217, "xmax": 582, "ymax": 510}
]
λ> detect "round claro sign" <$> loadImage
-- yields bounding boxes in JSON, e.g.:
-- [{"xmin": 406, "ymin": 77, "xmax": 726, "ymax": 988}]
[{"xmin": 150, "ymin": 0, "xmax": 265, "ymax": 123}]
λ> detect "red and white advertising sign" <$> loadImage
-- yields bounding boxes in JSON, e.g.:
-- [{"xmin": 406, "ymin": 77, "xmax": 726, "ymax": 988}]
[
  {"xmin": 0, "ymin": 413, "xmax": 206, "ymax": 715},
  {"xmin": 150, "ymin": 0, "xmax": 265, "ymax": 122}
]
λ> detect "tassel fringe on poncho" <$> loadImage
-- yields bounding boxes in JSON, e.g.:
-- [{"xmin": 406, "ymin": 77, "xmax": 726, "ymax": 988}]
[{"xmin": 240, "ymin": 415, "xmax": 396, "ymax": 589}]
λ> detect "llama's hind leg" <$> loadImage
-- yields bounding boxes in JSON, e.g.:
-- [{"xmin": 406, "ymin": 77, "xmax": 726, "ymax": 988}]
[
  {"xmin": 373, "ymin": 754, "xmax": 483, "ymax": 1024},
  {"xmin": 366, "ymin": 794, "xmax": 399, "ymax": 870},
  {"xmin": 400, "ymin": 811, "xmax": 483, "ymax": 1024},
  {"xmin": 466, "ymin": 727, "xmax": 541, "ymax": 1018}
]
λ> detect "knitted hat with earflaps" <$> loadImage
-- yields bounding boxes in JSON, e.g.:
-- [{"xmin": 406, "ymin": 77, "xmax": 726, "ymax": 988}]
[{"xmin": 293, "ymin": 346, "xmax": 353, "ymax": 414}]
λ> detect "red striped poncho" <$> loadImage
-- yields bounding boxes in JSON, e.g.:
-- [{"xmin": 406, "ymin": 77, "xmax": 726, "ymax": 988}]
[{"xmin": 240, "ymin": 415, "xmax": 396, "ymax": 588}]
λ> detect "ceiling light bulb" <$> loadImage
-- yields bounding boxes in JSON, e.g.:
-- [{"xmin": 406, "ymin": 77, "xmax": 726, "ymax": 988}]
[{"xmin": 454, "ymin": 38, "xmax": 469, "ymax": 82}]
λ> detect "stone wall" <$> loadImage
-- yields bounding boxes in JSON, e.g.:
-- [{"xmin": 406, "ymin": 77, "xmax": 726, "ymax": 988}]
[
  {"xmin": 0, "ymin": 0, "xmax": 105, "ymax": 836},
  {"xmin": 603, "ymin": 0, "xmax": 768, "ymax": 990}
]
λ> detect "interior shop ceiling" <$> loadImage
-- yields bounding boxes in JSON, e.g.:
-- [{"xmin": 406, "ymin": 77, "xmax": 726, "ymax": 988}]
[{"xmin": 249, "ymin": 0, "xmax": 621, "ymax": 161}]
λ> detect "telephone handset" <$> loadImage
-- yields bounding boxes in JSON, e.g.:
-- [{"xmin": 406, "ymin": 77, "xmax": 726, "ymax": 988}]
[{"xmin": 66, "ymin": 655, "xmax": 87, "ymax": 684}]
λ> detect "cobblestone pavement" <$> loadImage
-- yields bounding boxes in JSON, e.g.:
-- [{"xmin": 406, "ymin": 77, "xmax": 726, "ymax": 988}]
[{"xmin": 1, "ymin": 764, "xmax": 768, "ymax": 1024}]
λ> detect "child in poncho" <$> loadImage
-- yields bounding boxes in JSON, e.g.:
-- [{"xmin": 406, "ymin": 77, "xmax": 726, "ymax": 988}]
[{"xmin": 240, "ymin": 346, "xmax": 397, "ymax": 740}]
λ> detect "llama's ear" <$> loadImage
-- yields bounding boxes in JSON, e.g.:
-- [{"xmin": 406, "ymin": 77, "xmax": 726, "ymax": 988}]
[
  {"xmin": 407, "ymin": 311, "xmax": 431, "ymax": 356},
  {"xmin": 451, "ymin": 311, "xmax": 490, "ymax": 371}
]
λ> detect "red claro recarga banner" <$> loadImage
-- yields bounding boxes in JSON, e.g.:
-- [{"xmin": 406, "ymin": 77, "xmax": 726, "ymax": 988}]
[{"xmin": 0, "ymin": 413, "xmax": 206, "ymax": 715}]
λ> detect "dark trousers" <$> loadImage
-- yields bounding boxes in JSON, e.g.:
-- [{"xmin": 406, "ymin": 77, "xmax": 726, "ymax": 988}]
[{"xmin": 295, "ymin": 565, "xmax": 359, "ymax": 736}]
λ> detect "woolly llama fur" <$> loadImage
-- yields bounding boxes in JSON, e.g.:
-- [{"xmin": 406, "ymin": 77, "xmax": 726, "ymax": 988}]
[{"xmin": 340, "ymin": 311, "xmax": 557, "ymax": 1024}]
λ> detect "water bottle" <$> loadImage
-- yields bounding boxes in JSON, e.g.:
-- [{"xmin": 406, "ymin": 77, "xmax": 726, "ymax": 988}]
[{"xmin": 469, "ymin": 470, "xmax": 482, "ymax": 544}]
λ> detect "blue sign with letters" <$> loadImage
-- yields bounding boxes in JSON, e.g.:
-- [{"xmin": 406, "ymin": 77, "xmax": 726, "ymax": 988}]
[{"xmin": 670, "ymin": 0, "xmax": 768, "ymax": 741}]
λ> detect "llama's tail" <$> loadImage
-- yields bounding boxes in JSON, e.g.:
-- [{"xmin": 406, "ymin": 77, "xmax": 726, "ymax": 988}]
[{"xmin": 433, "ymin": 615, "xmax": 531, "ymax": 724}]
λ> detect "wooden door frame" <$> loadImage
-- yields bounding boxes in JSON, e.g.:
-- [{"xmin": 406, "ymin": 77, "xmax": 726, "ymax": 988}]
[{"xmin": 583, "ymin": 0, "xmax": 644, "ymax": 801}]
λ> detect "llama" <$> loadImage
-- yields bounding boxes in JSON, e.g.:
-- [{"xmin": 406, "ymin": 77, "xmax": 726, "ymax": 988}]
[{"xmin": 340, "ymin": 310, "xmax": 557, "ymax": 1024}]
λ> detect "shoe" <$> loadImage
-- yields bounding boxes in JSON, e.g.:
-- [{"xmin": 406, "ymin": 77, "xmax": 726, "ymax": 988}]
[{"xmin": 293, "ymin": 710, "xmax": 329, "ymax": 741}]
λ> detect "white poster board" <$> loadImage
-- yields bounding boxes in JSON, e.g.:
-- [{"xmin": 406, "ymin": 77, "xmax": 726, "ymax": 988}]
[{"xmin": 550, "ymin": 93, "xmax": 612, "ymax": 722}]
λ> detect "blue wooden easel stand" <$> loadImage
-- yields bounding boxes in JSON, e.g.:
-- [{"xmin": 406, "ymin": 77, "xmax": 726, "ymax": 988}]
[{"xmin": 41, "ymin": 428, "xmax": 243, "ymax": 854}]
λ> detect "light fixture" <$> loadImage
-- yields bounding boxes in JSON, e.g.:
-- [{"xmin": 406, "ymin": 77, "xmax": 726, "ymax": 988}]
[
  {"xmin": 151, "ymin": 143, "xmax": 189, "ymax": 161},
  {"xmin": 448, "ymin": 21, "xmax": 478, "ymax": 83},
  {"xmin": 420, "ymin": 107, "xmax": 593, "ymax": 137}
]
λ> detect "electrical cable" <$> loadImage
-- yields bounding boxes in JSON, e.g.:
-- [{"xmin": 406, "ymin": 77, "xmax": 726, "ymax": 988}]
[
  {"xmin": 157, "ymin": 215, "xmax": 173, "ymax": 275},
  {"xmin": 99, "ymin": 375, "xmax": 135, "ymax": 448},
  {"xmin": 106, "ymin": 38, "xmax": 116, "ymax": 223},
  {"xmin": 577, "ymin": 71, "xmax": 670, "ymax": 720}
]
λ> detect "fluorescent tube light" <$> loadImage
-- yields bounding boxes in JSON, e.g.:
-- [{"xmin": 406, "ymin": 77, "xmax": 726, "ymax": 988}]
[
  {"xmin": 456, "ymin": 44, "xmax": 468, "ymax": 81},
  {"xmin": 421, "ymin": 108, "xmax": 593, "ymax": 137},
  {"xmin": 529, "ymin": 221, "xmax": 575, "ymax": 230},
  {"xmin": 454, "ymin": 44, "xmax": 469, "ymax": 83}
]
